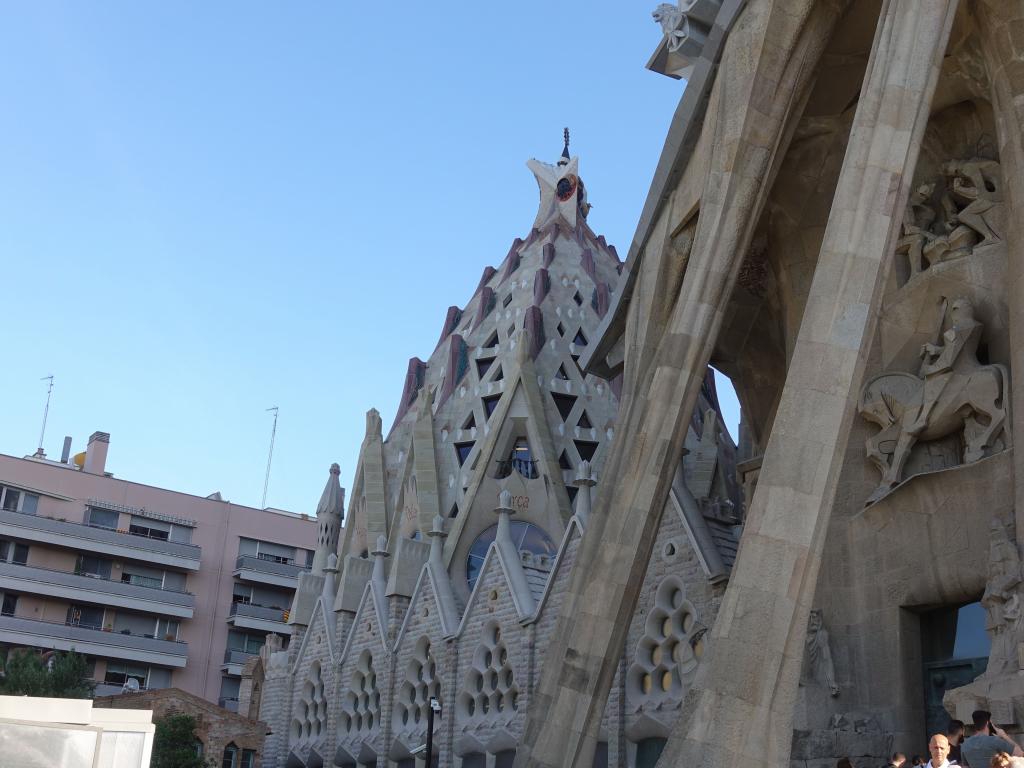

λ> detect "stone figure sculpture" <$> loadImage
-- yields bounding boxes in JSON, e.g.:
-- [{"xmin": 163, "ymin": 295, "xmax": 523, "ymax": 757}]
[
  {"xmin": 895, "ymin": 159, "xmax": 1003, "ymax": 278},
  {"xmin": 858, "ymin": 297, "xmax": 1009, "ymax": 503},
  {"xmin": 983, "ymin": 520, "xmax": 1024, "ymax": 677},
  {"xmin": 802, "ymin": 609, "xmax": 839, "ymax": 696}
]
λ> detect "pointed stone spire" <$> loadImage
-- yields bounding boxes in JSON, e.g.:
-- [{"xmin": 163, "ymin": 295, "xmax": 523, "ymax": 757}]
[
  {"xmin": 573, "ymin": 460, "xmax": 597, "ymax": 528},
  {"xmin": 371, "ymin": 534, "xmax": 389, "ymax": 589},
  {"xmin": 322, "ymin": 552, "xmax": 339, "ymax": 601},
  {"xmin": 427, "ymin": 514, "xmax": 447, "ymax": 567},
  {"xmin": 312, "ymin": 463, "xmax": 344, "ymax": 573},
  {"xmin": 494, "ymin": 490, "xmax": 536, "ymax": 616},
  {"xmin": 527, "ymin": 134, "xmax": 583, "ymax": 230}
]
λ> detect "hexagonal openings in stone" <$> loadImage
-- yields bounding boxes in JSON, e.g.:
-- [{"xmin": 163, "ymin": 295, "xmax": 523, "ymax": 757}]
[
  {"xmin": 289, "ymin": 661, "xmax": 327, "ymax": 745},
  {"xmin": 338, "ymin": 650, "xmax": 380, "ymax": 737},
  {"xmin": 394, "ymin": 636, "xmax": 442, "ymax": 733},
  {"xmin": 458, "ymin": 622, "xmax": 519, "ymax": 720},
  {"xmin": 626, "ymin": 577, "xmax": 704, "ymax": 707}
]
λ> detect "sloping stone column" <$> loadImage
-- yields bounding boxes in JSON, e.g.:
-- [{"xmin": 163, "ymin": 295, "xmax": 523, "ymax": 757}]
[
  {"xmin": 975, "ymin": 2, "xmax": 1024, "ymax": 545},
  {"xmin": 662, "ymin": 2, "xmax": 959, "ymax": 766},
  {"xmin": 514, "ymin": 2, "xmax": 846, "ymax": 766}
]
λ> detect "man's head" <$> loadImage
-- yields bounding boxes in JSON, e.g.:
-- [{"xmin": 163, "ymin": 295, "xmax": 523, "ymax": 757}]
[
  {"xmin": 946, "ymin": 720, "xmax": 965, "ymax": 744},
  {"xmin": 972, "ymin": 709, "xmax": 993, "ymax": 735},
  {"xmin": 891, "ymin": 752, "xmax": 907, "ymax": 767},
  {"xmin": 928, "ymin": 734, "xmax": 950, "ymax": 765}
]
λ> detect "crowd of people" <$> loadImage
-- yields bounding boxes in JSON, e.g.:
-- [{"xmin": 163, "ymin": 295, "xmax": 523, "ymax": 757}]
[{"xmin": 834, "ymin": 711, "xmax": 1024, "ymax": 768}]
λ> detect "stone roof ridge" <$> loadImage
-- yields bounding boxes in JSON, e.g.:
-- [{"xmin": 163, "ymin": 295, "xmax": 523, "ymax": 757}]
[{"xmin": 527, "ymin": 515, "xmax": 584, "ymax": 624}]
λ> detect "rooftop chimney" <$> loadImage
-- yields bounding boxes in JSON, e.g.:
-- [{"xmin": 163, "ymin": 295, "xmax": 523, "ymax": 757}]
[
  {"xmin": 83, "ymin": 432, "xmax": 110, "ymax": 475},
  {"xmin": 60, "ymin": 437, "xmax": 72, "ymax": 464}
]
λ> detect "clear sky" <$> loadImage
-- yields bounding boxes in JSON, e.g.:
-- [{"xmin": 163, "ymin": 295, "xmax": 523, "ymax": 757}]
[{"xmin": 0, "ymin": 3, "xmax": 741, "ymax": 515}]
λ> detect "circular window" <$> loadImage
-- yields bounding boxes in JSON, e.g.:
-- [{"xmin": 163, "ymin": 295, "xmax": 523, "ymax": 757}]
[{"xmin": 466, "ymin": 521, "xmax": 556, "ymax": 590}]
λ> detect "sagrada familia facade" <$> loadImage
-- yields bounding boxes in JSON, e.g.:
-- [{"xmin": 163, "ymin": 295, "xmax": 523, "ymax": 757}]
[{"xmin": 245, "ymin": 1, "xmax": 1024, "ymax": 766}]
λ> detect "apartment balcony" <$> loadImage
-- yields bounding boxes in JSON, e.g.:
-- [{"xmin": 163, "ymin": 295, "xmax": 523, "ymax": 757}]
[
  {"xmin": 228, "ymin": 601, "xmax": 292, "ymax": 635},
  {"xmin": 0, "ymin": 508, "xmax": 201, "ymax": 571},
  {"xmin": 233, "ymin": 554, "xmax": 309, "ymax": 588},
  {"xmin": 0, "ymin": 561, "xmax": 194, "ymax": 618},
  {"xmin": 221, "ymin": 648, "xmax": 258, "ymax": 676},
  {"xmin": 0, "ymin": 614, "xmax": 188, "ymax": 667}
]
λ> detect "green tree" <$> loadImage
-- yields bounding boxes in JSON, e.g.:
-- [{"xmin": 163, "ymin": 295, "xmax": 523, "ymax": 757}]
[
  {"xmin": 151, "ymin": 714, "xmax": 209, "ymax": 768},
  {"xmin": 0, "ymin": 648, "xmax": 94, "ymax": 698}
]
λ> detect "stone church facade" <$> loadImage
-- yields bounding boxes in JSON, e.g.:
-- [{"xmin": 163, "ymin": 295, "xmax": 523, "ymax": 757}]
[
  {"xmin": 251, "ymin": 1, "xmax": 1024, "ymax": 765},
  {"xmin": 249, "ymin": 139, "xmax": 742, "ymax": 768}
]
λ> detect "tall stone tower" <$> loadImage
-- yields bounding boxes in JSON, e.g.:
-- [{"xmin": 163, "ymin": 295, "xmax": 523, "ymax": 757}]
[
  {"xmin": 256, "ymin": 137, "xmax": 742, "ymax": 768},
  {"xmin": 311, "ymin": 463, "xmax": 344, "ymax": 573}
]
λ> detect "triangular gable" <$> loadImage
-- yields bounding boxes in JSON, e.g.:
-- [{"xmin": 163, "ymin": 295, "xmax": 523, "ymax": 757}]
[
  {"xmin": 338, "ymin": 579, "xmax": 389, "ymax": 665},
  {"xmin": 394, "ymin": 563, "xmax": 460, "ymax": 646},
  {"xmin": 289, "ymin": 594, "xmax": 337, "ymax": 675},
  {"xmin": 529, "ymin": 515, "xmax": 584, "ymax": 622},
  {"xmin": 456, "ymin": 540, "xmax": 533, "ymax": 634},
  {"xmin": 443, "ymin": 354, "xmax": 571, "ymax": 564}
]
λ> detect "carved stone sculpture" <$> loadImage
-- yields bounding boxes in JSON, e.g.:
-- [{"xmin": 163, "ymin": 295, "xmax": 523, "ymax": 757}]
[
  {"xmin": 859, "ymin": 297, "xmax": 1010, "ymax": 503},
  {"xmin": 802, "ymin": 609, "xmax": 839, "ymax": 697},
  {"xmin": 895, "ymin": 158, "xmax": 1003, "ymax": 279},
  {"xmin": 983, "ymin": 520, "xmax": 1024, "ymax": 678}
]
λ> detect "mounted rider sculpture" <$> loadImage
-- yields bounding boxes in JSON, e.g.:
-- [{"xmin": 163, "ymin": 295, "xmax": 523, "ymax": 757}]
[{"xmin": 858, "ymin": 297, "xmax": 1010, "ymax": 504}]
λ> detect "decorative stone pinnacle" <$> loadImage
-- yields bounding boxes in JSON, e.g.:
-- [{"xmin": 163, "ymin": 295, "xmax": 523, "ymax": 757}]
[
  {"xmin": 496, "ymin": 489, "xmax": 515, "ymax": 516},
  {"xmin": 325, "ymin": 552, "xmax": 339, "ymax": 572},
  {"xmin": 574, "ymin": 460, "xmax": 597, "ymax": 488},
  {"xmin": 371, "ymin": 534, "xmax": 389, "ymax": 559},
  {"xmin": 559, "ymin": 127, "xmax": 571, "ymax": 165},
  {"xmin": 427, "ymin": 515, "xmax": 448, "ymax": 539}
]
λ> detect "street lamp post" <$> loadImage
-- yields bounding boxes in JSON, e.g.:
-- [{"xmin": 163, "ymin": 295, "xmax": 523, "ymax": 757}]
[{"xmin": 425, "ymin": 696, "xmax": 441, "ymax": 768}]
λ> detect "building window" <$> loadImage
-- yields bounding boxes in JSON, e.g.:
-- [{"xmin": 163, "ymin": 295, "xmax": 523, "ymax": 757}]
[
  {"xmin": 85, "ymin": 507, "xmax": 119, "ymax": 530},
  {"xmin": 240, "ymin": 749, "xmax": 256, "ymax": 768},
  {"xmin": 0, "ymin": 487, "xmax": 34, "ymax": 513},
  {"xmin": 128, "ymin": 521, "xmax": 169, "ymax": 541},
  {"xmin": 156, "ymin": 618, "xmax": 179, "ymax": 641},
  {"xmin": 1, "ymin": 593, "xmax": 17, "ymax": 616},
  {"xmin": 466, "ymin": 522, "xmax": 556, "ymax": 589},
  {"xmin": 222, "ymin": 743, "xmax": 239, "ymax": 768},
  {"xmin": 66, "ymin": 604, "xmax": 104, "ymax": 630},
  {"xmin": 76, "ymin": 555, "xmax": 112, "ymax": 579},
  {"xmin": 104, "ymin": 662, "xmax": 148, "ymax": 689},
  {"xmin": 0, "ymin": 540, "xmax": 28, "ymax": 565}
]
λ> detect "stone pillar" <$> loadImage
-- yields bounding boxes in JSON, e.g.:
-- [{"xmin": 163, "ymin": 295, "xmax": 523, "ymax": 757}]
[
  {"xmin": 975, "ymin": 2, "xmax": 1024, "ymax": 545},
  {"xmin": 514, "ymin": 3, "xmax": 845, "ymax": 766},
  {"xmin": 661, "ymin": 1, "xmax": 958, "ymax": 766}
]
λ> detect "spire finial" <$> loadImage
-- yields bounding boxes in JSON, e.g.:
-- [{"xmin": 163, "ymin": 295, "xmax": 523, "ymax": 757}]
[{"xmin": 560, "ymin": 127, "xmax": 571, "ymax": 164}]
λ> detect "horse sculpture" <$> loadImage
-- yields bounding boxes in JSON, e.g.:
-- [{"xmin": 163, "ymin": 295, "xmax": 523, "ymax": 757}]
[{"xmin": 858, "ymin": 298, "xmax": 1010, "ymax": 504}]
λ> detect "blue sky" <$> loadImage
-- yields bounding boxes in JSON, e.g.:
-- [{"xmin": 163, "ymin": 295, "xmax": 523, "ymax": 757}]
[{"xmin": 0, "ymin": 3, "xmax": 740, "ymax": 514}]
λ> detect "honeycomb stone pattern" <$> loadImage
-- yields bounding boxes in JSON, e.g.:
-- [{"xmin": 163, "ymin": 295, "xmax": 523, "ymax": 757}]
[
  {"xmin": 627, "ymin": 576, "xmax": 703, "ymax": 707},
  {"xmin": 338, "ymin": 650, "xmax": 381, "ymax": 735},
  {"xmin": 457, "ymin": 622, "xmax": 518, "ymax": 720},
  {"xmin": 394, "ymin": 636, "xmax": 442, "ymax": 731},
  {"xmin": 289, "ymin": 661, "xmax": 327, "ymax": 745}
]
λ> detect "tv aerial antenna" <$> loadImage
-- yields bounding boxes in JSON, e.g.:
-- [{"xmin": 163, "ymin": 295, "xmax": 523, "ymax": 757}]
[
  {"xmin": 261, "ymin": 406, "xmax": 279, "ymax": 509},
  {"xmin": 37, "ymin": 375, "xmax": 54, "ymax": 457}
]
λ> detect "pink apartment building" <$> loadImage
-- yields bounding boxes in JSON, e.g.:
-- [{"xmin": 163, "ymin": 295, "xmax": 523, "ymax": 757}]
[{"xmin": 0, "ymin": 430, "xmax": 325, "ymax": 711}]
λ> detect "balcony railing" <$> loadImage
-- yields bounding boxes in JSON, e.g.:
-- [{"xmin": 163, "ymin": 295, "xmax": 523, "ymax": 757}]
[
  {"xmin": 0, "ymin": 561, "xmax": 194, "ymax": 618},
  {"xmin": 223, "ymin": 648, "xmax": 259, "ymax": 665},
  {"xmin": 229, "ymin": 602, "xmax": 289, "ymax": 623},
  {"xmin": 0, "ymin": 613, "xmax": 188, "ymax": 667},
  {"xmin": 0, "ymin": 507, "xmax": 201, "ymax": 570},
  {"xmin": 219, "ymin": 697, "xmax": 239, "ymax": 712},
  {"xmin": 233, "ymin": 554, "xmax": 309, "ymax": 585},
  {"xmin": 493, "ymin": 458, "xmax": 539, "ymax": 479}
]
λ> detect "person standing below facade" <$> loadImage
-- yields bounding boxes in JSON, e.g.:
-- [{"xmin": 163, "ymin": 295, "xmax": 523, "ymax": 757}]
[
  {"xmin": 949, "ymin": 720, "xmax": 966, "ymax": 764},
  {"xmin": 886, "ymin": 753, "xmax": 907, "ymax": 768},
  {"xmin": 961, "ymin": 711, "xmax": 1024, "ymax": 767},
  {"xmin": 928, "ymin": 734, "xmax": 952, "ymax": 768}
]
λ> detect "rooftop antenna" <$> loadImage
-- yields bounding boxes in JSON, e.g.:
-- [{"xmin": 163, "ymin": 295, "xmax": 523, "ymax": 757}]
[
  {"xmin": 36, "ymin": 376, "xmax": 54, "ymax": 458},
  {"xmin": 261, "ymin": 406, "xmax": 279, "ymax": 509}
]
